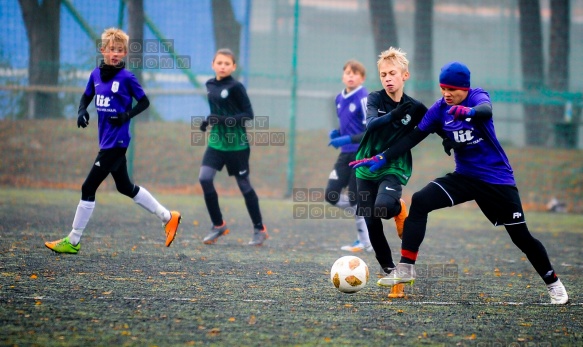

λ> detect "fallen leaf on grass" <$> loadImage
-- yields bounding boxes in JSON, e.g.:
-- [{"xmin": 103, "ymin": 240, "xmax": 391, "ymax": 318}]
[
  {"xmin": 30, "ymin": 274, "xmax": 37, "ymax": 279},
  {"xmin": 208, "ymin": 328, "xmax": 221, "ymax": 336}
]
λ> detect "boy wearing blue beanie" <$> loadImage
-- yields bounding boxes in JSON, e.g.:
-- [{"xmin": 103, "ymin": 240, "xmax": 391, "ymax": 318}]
[{"xmin": 353, "ymin": 61, "xmax": 569, "ymax": 304}]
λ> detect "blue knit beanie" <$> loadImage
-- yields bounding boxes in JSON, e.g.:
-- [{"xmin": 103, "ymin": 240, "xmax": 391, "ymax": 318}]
[{"xmin": 439, "ymin": 61, "xmax": 470, "ymax": 90}]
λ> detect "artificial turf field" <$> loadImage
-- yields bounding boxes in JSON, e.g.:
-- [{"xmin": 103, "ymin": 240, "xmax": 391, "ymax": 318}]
[{"xmin": 0, "ymin": 188, "xmax": 581, "ymax": 346}]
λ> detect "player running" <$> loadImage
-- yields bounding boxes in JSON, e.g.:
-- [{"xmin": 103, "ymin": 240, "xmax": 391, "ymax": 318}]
[
  {"xmin": 354, "ymin": 61, "xmax": 569, "ymax": 304},
  {"xmin": 326, "ymin": 60, "xmax": 372, "ymax": 252},
  {"xmin": 198, "ymin": 48, "xmax": 268, "ymax": 246},
  {"xmin": 45, "ymin": 28, "xmax": 181, "ymax": 254}
]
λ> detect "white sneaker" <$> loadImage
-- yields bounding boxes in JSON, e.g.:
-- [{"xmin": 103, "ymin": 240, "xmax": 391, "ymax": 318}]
[
  {"xmin": 340, "ymin": 240, "xmax": 373, "ymax": 252},
  {"xmin": 377, "ymin": 263, "xmax": 416, "ymax": 287},
  {"xmin": 547, "ymin": 279, "xmax": 569, "ymax": 304},
  {"xmin": 379, "ymin": 265, "xmax": 395, "ymax": 276}
]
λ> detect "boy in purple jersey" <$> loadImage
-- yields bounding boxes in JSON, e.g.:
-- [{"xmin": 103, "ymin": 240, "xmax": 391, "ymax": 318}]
[
  {"xmin": 45, "ymin": 28, "xmax": 181, "ymax": 254},
  {"xmin": 360, "ymin": 61, "xmax": 568, "ymax": 304},
  {"xmin": 327, "ymin": 60, "xmax": 371, "ymax": 252}
]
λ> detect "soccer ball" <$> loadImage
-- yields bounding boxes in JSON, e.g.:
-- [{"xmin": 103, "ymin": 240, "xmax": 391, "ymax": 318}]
[{"xmin": 330, "ymin": 256, "xmax": 369, "ymax": 293}]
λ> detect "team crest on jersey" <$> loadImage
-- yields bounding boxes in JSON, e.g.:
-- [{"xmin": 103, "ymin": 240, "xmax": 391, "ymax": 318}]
[
  {"xmin": 111, "ymin": 81, "xmax": 119, "ymax": 93},
  {"xmin": 221, "ymin": 89, "xmax": 229, "ymax": 98},
  {"xmin": 349, "ymin": 103, "xmax": 356, "ymax": 113},
  {"xmin": 401, "ymin": 114, "xmax": 411, "ymax": 125}
]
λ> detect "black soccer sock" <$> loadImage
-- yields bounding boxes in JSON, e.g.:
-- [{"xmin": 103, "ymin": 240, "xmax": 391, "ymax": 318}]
[
  {"xmin": 243, "ymin": 189, "xmax": 263, "ymax": 227},
  {"xmin": 505, "ymin": 224, "xmax": 556, "ymax": 284},
  {"xmin": 365, "ymin": 217, "xmax": 395, "ymax": 269},
  {"xmin": 203, "ymin": 191, "xmax": 223, "ymax": 226}
]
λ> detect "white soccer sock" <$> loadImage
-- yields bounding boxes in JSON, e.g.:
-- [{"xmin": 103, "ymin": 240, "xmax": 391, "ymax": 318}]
[
  {"xmin": 355, "ymin": 215, "xmax": 370, "ymax": 245},
  {"xmin": 133, "ymin": 186, "xmax": 170, "ymax": 223},
  {"xmin": 335, "ymin": 194, "xmax": 352, "ymax": 209},
  {"xmin": 68, "ymin": 200, "xmax": 95, "ymax": 245}
]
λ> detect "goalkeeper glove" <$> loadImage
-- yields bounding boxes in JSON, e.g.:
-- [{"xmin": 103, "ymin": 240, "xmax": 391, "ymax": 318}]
[
  {"xmin": 328, "ymin": 135, "xmax": 351, "ymax": 149},
  {"xmin": 329, "ymin": 129, "xmax": 340, "ymax": 140},
  {"xmin": 349, "ymin": 154, "xmax": 387, "ymax": 172},
  {"xmin": 108, "ymin": 112, "xmax": 131, "ymax": 126},
  {"xmin": 77, "ymin": 111, "xmax": 89, "ymax": 128},
  {"xmin": 448, "ymin": 105, "xmax": 475, "ymax": 120}
]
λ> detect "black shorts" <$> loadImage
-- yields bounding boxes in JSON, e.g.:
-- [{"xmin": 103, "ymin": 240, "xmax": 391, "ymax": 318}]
[
  {"xmin": 202, "ymin": 147, "xmax": 250, "ymax": 177},
  {"xmin": 326, "ymin": 152, "xmax": 357, "ymax": 200},
  {"xmin": 93, "ymin": 147, "xmax": 127, "ymax": 172},
  {"xmin": 356, "ymin": 174, "xmax": 402, "ymax": 218},
  {"xmin": 432, "ymin": 172, "xmax": 526, "ymax": 226}
]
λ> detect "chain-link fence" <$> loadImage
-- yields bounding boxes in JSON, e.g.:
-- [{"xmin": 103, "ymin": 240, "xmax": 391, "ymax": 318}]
[{"xmin": 1, "ymin": 0, "xmax": 582, "ymax": 210}]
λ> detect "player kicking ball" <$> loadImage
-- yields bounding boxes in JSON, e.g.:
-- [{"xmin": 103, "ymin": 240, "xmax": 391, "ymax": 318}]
[
  {"xmin": 352, "ymin": 61, "xmax": 569, "ymax": 304},
  {"xmin": 45, "ymin": 28, "xmax": 181, "ymax": 254}
]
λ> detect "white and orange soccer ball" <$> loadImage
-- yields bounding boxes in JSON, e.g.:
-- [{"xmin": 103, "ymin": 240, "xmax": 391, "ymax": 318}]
[{"xmin": 330, "ymin": 256, "xmax": 369, "ymax": 293}]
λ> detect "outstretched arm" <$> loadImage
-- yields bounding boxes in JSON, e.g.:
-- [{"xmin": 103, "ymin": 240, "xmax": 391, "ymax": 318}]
[
  {"xmin": 349, "ymin": 128, "xmax": 430, "ymax": 171},
  {"xmin": 381, "ymin": 127, "xmax": 430, "ymax": 159}
]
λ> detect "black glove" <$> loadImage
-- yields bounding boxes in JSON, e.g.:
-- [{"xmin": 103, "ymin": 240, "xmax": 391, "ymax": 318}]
[
  {"xmin": 200, "ymin": 120, "xmax": 209, "ymax": 132},
  {"xmin": 206, "ymin": 114, "xmax": 226, "ymax": 126},
  {"xmin": 390, "ymin": 101, "xmax": 412, "ymax": 119},
  {"xmin": 442, "ymin": 137, "xmax": 463, "ymax": 156},
  {"xmin": 108, "ymin": 112, "xmax": 131, "ymax": 126},
  {"xmin": 77, "ymin": 110, "xmax": 89, "ymax": 128}
]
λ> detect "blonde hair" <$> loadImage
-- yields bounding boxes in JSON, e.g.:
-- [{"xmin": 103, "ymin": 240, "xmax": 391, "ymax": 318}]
[
  {"xmin": 377, "ymin": 47, "xmax": 409, "ymax": 72},
  {"xmin": 101, "ymin": 27, "xmax": 129, "ymax": 52},
  {"xmin": 343, "ymin": 59, "xmax": 366, "ymax": 78}
]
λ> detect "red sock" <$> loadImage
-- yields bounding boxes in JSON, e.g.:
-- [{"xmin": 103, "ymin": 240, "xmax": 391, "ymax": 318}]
[{"xmin": 400, "ymin": 249, "xmax": 418, "ymax": 264}]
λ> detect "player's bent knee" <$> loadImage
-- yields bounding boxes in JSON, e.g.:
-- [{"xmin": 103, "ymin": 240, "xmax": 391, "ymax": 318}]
[
  {"xmin": 81, "ymin": 182, "xmax": 97, "ymax": 201},
  {"xmin": 374, "ymin": 196, "xmax": 400, "ymax": 219},
  {"xmin": 116, "ymin": 182, "xmax": 135, "ymax": 197}
]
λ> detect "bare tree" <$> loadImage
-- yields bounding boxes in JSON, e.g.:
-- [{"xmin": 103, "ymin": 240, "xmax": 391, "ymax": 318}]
[
  {"xmin": 368, "ymin": 0, "xmax": 398, "ymax": 54},
  {"xmin": 518, "ymin": 0, "xmax": 545, "ymax": 146},
  {"xmin": 212, "ymin": 0, "xmax": 241, "ymax": 75},
  {"xmin": 547, "ymin": 0, "xmax": 572, "ymax": 147},
  {"xmin": 127, "ymin": 0, "xmax": 148, "ymax": 120},
  {"xmin": 18, "ymin": 0, "xmax": 61, "ymax": 119},
  {"xmin": 413, "ymin": 0, "xmax": 433, "ymax": 105}
]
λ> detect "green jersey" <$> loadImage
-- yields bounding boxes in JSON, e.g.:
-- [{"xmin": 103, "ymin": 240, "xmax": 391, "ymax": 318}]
[
  {"xmin": 355, "ymin": 91, "xmax": 427, "ymax": 185},
  {"xmin": 206, "ymin": 75, "xmax": 253, "ymax": 151}
]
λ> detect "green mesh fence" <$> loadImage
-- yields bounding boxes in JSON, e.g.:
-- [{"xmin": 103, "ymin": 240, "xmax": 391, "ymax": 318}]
[{"xmin": 0, "ymin": 0, "xmax": 582, "ymax": 212}]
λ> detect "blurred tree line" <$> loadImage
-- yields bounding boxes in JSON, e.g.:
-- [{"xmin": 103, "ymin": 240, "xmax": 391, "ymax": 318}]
[{"xmin": 17, "ymin": 0, "xmax": 574, "ymax": 147}]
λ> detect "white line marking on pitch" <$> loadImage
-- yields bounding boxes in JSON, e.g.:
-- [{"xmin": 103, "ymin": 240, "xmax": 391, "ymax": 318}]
[{"xmin": 9, "ymin": 296, "xmax": 582, "ymax": 306}]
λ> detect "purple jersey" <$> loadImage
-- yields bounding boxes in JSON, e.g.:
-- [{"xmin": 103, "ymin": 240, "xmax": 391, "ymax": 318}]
[
  {"xmin": 335, "ymin": 85, "xmax": 367, "ymax": 153},
  {"xmin": 419, "ymin": 88, "xmax": 515, "ymax": 185},
  {"xmin": 83, "ymin": 68, "xmax": 146, "ymax": 149}
]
